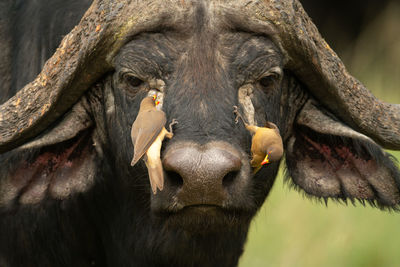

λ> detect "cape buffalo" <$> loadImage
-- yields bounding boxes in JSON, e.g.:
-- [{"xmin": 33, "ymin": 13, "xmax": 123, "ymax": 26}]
[{"xmin": 0, "ymin": 1, "xmax": 399, "ymax": 266}]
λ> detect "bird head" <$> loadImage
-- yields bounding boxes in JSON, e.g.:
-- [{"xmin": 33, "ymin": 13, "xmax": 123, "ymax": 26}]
[{"xmin": 153, "ymin": 94, "xmax": 160, "ymax": 106}]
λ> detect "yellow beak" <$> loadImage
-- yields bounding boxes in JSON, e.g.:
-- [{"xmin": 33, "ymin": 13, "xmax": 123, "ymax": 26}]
[{"xmin": 261, "ymin": 154, "xmax": 270, "ymax": 165}]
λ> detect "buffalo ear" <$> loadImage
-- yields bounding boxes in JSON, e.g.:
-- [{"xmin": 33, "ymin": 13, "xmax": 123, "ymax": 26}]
[
  {"xmin": 285, "ymin": 99, "xmax": 400, "ymax": 209},
  {"xmin": 0, "ymin": 97, "xmax": 98, "ymax": 207}
]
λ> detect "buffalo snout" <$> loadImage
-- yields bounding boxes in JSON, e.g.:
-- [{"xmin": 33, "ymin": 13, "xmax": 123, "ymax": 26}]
[{"xmin": 154, "ymin": 141, "xmax": 252, "ymax": 212}]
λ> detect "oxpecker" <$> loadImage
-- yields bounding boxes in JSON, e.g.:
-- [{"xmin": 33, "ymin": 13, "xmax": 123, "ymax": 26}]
[
  {"xmin": 131, "ymin": 96, "xmax": 177, "ymax": 194},
  {"xmin": 234, "ymin": 106, "xmax": 283, "ymax": 173}
]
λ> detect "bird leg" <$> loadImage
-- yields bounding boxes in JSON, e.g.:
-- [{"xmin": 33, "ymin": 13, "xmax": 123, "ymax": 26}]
[
  {"xmin": 164, "ymin": 119, "xmax": 178, "ymax": 139},
  {"xmin": 234, "ymin": 106, "xmax": 259, "ymax": 134},
  {"xmin": 265, "ymin": 121, "xmax": 278, "ymax": 130},
  {"xmin": 233, "ymin": 105, "xmax": 247, "ymax": 125},
  {"xmin": 169, "ymin": 119, "xmax": 178, "ymax": 133}
]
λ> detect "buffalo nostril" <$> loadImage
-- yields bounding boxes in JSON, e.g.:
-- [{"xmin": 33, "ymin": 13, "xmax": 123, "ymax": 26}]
[
  {"xmin": 222, "ymin": 171, "xmax": 240, "ymax": 188},
  {"xmin": 165, "ymin": 170, "xmax": 184, "ymax": 188},
  {"xmin": 162, "ymin": 142, "xmax": 246, "ymax": 206}
]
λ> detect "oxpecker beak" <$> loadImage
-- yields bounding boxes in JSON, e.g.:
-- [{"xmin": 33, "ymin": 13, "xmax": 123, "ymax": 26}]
[{"xmin": 261, "ymin": 153, "xmax": 270, "ymax": 165}]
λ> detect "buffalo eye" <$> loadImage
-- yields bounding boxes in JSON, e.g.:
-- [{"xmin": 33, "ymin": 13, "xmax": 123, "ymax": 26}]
[
  {"xmin": 258, "ymin": 74, "xmax": 278, "ymax": 91},
  {"xmin": 259, "ymin": 76, "xmax": 274, "ymax": 87},
  {"xmin": 126, "ymin": 76, "xmax": 144, "ymax": 87},
  {"xmin": 256, "ymin": 65, "xmax": 283, "ymax": 91}
]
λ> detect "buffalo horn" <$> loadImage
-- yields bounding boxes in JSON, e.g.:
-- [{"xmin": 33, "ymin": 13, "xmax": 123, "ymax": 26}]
[
  {"xmin": 0, "ymin": 0, "xmax": 167, "ymax": 153},
  {"xmin": 253, "ymin": 0, "xmax": 400, "ymax": 149},
  {"xmin": 1, "ymin": 0, "xmax": 399, "ymax": 152}
]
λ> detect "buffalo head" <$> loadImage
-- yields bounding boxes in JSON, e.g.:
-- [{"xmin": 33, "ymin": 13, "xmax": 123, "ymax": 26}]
[{"xmin": 0, "ymin": 1, "xmax": 399, "ymax": 266}]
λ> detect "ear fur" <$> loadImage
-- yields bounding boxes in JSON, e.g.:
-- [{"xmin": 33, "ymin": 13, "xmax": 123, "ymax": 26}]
[{"xmin": 285, "ymin": 100, "xmax": 400, "ymax": 210}]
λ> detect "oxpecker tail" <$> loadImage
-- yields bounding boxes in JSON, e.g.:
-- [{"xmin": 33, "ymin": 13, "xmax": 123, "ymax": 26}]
[{"xmin": 145, "ymin": 157, "xmax": 164, "ymax": 194}]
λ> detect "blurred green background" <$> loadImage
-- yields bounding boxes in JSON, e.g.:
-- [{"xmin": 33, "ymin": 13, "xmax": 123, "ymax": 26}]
[{"xmin": 240, "ymin": 2, "xmax": 400, "ymax": 266}]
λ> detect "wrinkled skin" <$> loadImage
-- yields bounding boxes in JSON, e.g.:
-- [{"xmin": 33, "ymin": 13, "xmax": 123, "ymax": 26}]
[{"xmin": 1, "ymin": 1, "xmax": 399, "ymax": 267}]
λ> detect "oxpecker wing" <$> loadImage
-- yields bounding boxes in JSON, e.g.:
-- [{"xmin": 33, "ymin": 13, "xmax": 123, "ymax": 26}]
[{"xmin": 131, "ymin": 108, "xmax": 167, "ymax": 166}]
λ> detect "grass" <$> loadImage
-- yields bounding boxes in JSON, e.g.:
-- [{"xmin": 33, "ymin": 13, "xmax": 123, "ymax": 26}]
[{"xmin": 240, "ymin": 3, "xmax": 400, "ymax": 266}]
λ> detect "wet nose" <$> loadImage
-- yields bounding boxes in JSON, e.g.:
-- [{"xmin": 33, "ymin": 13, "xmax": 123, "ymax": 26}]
[{"xmin": 162, "ymin": 142, "xmax": 243, "ymax": 206}]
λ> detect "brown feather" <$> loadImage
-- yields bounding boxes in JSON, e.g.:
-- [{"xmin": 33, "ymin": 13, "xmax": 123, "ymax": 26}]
[
  {"xmin": 130, "ymin": 97, "xmax": 176, "ymax": 194},
  {"xmin": 130, "ymin": 97, "xmax": 166, "ymax": 166},
  {"xmin": 250, "ymin": 126, "xmax": 283, "ymax": 167},
  {"xmin": 144, "ymin": 127, "xmax": 169, "ymax": 194},
  {"xmin": 145, "ymin": 151, "xmax": 164, "ymax": 194}
]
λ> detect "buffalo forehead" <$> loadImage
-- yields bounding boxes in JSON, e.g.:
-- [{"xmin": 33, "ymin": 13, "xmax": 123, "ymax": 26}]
[
  {"xmin": 114, "ymin": 1, "xmax": 282, "ymax": 70},
  {"xmin": 119, "ymin": 1, "xmax": 277, "ymax": 36},
  {"xmin": 112, "ymin": 1, "xmax": 284, "ymax": 144}
]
